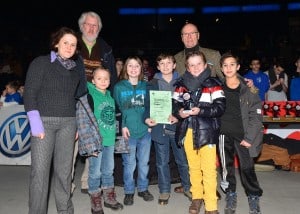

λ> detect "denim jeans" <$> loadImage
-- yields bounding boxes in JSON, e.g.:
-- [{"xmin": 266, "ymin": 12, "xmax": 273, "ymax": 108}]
[
  {"xmin": 88, "ymin": 145, "xmax": 115, "ymax": 194},
  {"xmin": 154, "ymin": 130, "xmax": 190, "ymax": 193},
  {"xmin": 122, "ymin": 132, "xmax": 151, "ymax": 194}
]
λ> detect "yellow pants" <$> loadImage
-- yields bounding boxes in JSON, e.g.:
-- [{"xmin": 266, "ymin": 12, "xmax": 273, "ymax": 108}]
[{"xmin": 184, "ymin": 128, "xmax": 218, "ymax": 211}]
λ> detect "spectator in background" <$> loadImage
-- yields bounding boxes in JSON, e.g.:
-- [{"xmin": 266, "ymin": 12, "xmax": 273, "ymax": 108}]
[
  {"xmin": 9, "ymin": 56, "xmax": 24, "ymax": 81},
  {"xmin": 74, "ymin": 11, "xmax": 118, "ymax": 194},
  {"xmin": 18, "ymin": 85, "xmax": 25, "ymax": 97},
  {"xmin": 244, "ymin": 57, "xmax": 270, "ymax": 101},
  {"xmin": 174, "ymin": 22, "xmax": 224, "ymax": 80},
  {"xmin": 115, "ymin": 57, "xmax": 124, "ymax": 78},
  {"xmin": 265, "ymin": 59, "xmax": 288, "ymax": 101},
  {"xmin": 113, "ymin": 57, "xmax": 124, "ymax": 187},
  {"xmin": 0, "ymin": 80, "xmax": 23, "ymax": 107},
  {"xmin": 114, "ymin": 57, "xmax": 124, "ymax": 136},
  {"xmin": 0, "ymin": 63, "xmax": 17, "ymax": 92},
  {"xmin": 289, "ymin": 56, "xmax": 300, "ymax": 101},
  {"xmin": 142, "ymin": 58, "xmax": 155, "ymax": 81},
  {"xmin": 23, "ymin": 27, "xmax": 86, "ymax": 214}
]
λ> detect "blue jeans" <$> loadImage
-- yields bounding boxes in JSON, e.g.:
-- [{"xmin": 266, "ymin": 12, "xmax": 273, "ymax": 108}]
[
  {"xmin": 154, "ymin": 130, "xmax": 190, "ymax": 193},
  {"xmin": 122, "ymin": 132, "xmax": 151, "ymax": 194},
  {"xmin": 88, "ymin": 145, "xmax": 115, "ymax": 194}
]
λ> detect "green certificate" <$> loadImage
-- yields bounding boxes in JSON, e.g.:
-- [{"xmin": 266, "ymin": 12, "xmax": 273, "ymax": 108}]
[{"xmin": 150, "ymin": 90, "xmax": 172, "ymax": 124}]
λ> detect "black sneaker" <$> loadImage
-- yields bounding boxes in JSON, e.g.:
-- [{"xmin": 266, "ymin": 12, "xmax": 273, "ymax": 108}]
[
  {"xmin": 124, "ymin": 194, "xmax": 134, "ymax": 206},
  {"xmin": 158, "ymin": 193, "xmax": 170, "ymax": 205},
  {"xmin": 138, "ymin": 190, "xmax": 154, "ymax": 201},
  {"xmin": 248, "ymin": 195, "xmax": 261, "ymax": 214},
  {"xmin": 81, "ymin": 188, "xmax": 88, "ymax": 194},
  {"xmin": 225, "ymin": 191, "xmax": 237, "ymax": 214}
]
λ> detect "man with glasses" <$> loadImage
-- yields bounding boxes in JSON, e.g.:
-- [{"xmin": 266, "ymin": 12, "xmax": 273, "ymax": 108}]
[
  {"xmin": 174, "ymin": 23, "xmax": 224, "ymax": 80},
  {"xmin": 173, "ymin": 23, "xmax": 224, "ymax": 202},
  {"xmin": 77, "ymin": 11, "xmax": 118, "ymax": 88}
]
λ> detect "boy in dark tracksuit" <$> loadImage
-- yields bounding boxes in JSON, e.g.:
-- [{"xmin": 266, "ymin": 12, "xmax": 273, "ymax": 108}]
[{"xmin": 218, "ymin": 52, "xmax": 263, "ymax": 214}]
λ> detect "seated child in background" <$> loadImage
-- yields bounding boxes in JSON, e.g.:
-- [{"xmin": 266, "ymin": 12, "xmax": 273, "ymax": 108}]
[
  {"xmin": 290, "ymin": 56, "xmax": 300, "ymax": 101},
  {"xmin": 0, "ymin": 80, "xmax": 23, "ymax": 107}
]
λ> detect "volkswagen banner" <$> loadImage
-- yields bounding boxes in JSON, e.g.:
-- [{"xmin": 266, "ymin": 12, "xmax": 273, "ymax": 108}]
[{"xmin": 0, "ymin": 105, "xmax": 31, "ymax": 165}]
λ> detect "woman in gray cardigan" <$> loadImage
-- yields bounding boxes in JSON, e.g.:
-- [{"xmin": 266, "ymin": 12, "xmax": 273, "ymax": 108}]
[{"xmin": 24, "ymin": 27, "xmax": 86, "ymax": 214}]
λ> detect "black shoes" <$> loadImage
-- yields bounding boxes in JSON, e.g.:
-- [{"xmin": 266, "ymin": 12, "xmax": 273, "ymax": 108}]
[
  {"xmin": 124, "ymin": 194, "xmax": 134, "ymax": 206},
  {"xmin": 248, "ymin": 195, "xmax": 261, "ymax": 214},
  {"xmin": 158, "ymin": 193, "xmax": 170, "ymax": 205},
  {"xmin": 124, "ymin": 190, "xmax": 154, "ymax": 205},
  {"xmin": 81, "ymin": 188, "xmax": 88, "ymax": 194},
  {"xmin": 225, "ymin": 191, "xmax": 237, "ymax": 214},
  {"xmin": 138, "ymin": 190, "xmax": 154, "ymax": 201}
]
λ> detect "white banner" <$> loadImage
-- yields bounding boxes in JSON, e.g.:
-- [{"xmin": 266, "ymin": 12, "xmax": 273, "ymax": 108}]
[
  {"xmin": 265, "ymin": 124, "xmax": 300, "ymax": 140},
  {"xmin": 0, "ymin": 105, "xmax": 31, "ymax": 165}
]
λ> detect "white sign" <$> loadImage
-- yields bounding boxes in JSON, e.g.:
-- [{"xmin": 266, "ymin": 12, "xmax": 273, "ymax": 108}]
[{"xmin": 0, "ymin": 105, "xmax": 31, "ymax": 165}]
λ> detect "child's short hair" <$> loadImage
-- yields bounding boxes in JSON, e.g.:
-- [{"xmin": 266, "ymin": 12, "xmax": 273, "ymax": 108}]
[
  {"xmin": 92, "ymin": 66, "xmax": 111, "ymax": 77},
  {"xmin": 6, "ymin": 80, "xmax": 21, "ymax": 91},
  {"xmin": 156, "ymin": 53, "xmax": 176, "ymax": 65},
  {"xmin": 185, "ymin": 50, "xmax": 207, "ymax": 68},
  {"xmin": 220, "ymin": 52, "xmax": 240, "ymax": 66},
  {"xmin": 249, "ymin": 56, "xmax": 261, "ymax": 66}
]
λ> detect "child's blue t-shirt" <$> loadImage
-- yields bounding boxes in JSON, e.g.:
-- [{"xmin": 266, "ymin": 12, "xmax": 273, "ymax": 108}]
[
  {"xmin": 244, "ymin": 71, "xmax": 270, "ymax": 101},
  {"xmin": 5, "ymin": 92, "xmax": 23, "ymax": 104},
  {"xmin": 290, "ymin": 77, "xmax": 300, "ymax": 101}
]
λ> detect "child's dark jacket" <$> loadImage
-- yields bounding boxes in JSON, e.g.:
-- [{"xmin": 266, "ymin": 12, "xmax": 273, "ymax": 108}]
[
  {"xmin": 144, "ymin": 72, "xmax": 180, "ymax": 143},
  {"xmin": 225, "ymin": 76, "xmax": 263, "ymax": 157},
  {"xmin": 172, "ymin": 69, "xmax": 226, "ymax": 149}
]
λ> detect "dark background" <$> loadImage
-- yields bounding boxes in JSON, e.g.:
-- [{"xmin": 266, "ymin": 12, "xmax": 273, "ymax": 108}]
[{"xmin": 0, "ymin": 0, "xmax": 299, "ymax": 80}]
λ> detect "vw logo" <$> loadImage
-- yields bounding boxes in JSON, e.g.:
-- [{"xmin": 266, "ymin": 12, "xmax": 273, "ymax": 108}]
[{"xmin": 0, "ymin": 112, "xmax": 31, "ymax": 157}]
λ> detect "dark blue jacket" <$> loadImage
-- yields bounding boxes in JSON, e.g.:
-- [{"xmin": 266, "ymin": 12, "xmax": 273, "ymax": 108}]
[{"xmin": 144, "ymin": 72, "xmax": 180, "ymax": 143}]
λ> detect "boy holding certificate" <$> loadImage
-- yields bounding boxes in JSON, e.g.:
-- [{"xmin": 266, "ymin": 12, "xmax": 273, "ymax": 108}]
[{"xmin": 144, "ymin": 53, "xmax": 191, "ymax": 205}]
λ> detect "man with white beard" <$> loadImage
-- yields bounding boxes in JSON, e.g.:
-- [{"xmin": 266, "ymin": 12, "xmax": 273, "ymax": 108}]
[{"xmin": 73, "ymin": 11, "xmax": 118, "ymax": 195}]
